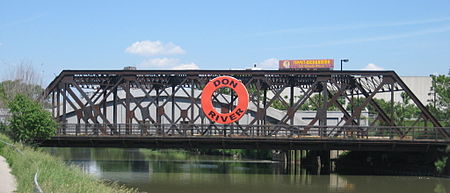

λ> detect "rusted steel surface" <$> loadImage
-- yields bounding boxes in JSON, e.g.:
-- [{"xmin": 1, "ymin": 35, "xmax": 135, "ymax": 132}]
[
  {"xmin": 55, "ymin": 123, "xmax": 448, "ymax": 141},
  {"xmin": 42, "ymin": 124, "xmax": 449, "ymax": 151},
  {"xmin": 45, "ymin": 70, "xmax": 449, "ymax": 145}
]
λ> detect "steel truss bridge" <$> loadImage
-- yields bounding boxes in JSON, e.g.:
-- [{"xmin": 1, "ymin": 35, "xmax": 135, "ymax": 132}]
[{"xmin": 40, "ymin": 70, "xmax": 449, "ymax": 151}]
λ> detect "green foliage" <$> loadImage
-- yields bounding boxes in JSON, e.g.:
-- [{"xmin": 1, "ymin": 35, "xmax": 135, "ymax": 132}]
[
  {"xmin": 7, "ymin": 94, "xmax": 57, "ymax": 144},
  {"xmin": 216, "ymin": 87, "xmax": 232, "ymax": 95},
  {"xmin": 346, "ymin": 97, "xmax": 367, "ymax": 111},
  {"xmin": 303, "ymin": 94, "xmax": 323, "ymax": 110},
  {"xmin": 0, "ymin": 122, "xmax": 11, "ymax": 136},
  {"xmin": 0, "ymin": 83, "xmax": 5, "ymax": 107},
  {"xmin": 434, "ymin": 156, "xmax": 448, "ymax": 174},
  {"xmin": 299, "ymin": 94, "xmax": 343, "ymax": 111},
  {"xmin": 431, "ymin": 74, "xmax": 450, "ymax": 110},
  {"xmin": 270, "ymin": 93, "xmax": 346, "ymax": 111},
  {"xmin": 271, "ymin": 99, "xmax": 289, "ymax": 110},
  {"xmin": 428, "ymin": 105, "xmax": 449, "ymax": 127},
  {"xmin": 376, "ymin": 93, "xmax": 422, "ymax": 126},
  {"xmin": 397, "ymin": 94, "xmax": 421, "ymax": 125},
  {"xmin": 347, "ymin": 96, "xmax": 421, "ymax": 126},
  {"xmin": 428, "ymin": 73, "xmax": 450, "ymax": 126}
]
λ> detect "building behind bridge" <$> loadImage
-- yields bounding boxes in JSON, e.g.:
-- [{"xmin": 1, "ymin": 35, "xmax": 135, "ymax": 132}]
[
  {"xmin": 272, "ymin": 76, "xmax": 433, "ymax": 106},
  {"xmin": 0, "ymin": 76, "xmax": 434, "ymax": 126}
]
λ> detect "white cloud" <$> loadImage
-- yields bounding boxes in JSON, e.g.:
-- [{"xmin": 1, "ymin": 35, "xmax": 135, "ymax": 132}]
[
  {"xmin": 258, "ymin": 58, "xmax": 278, "ymax": 69},
  {"xmin": 136, "ymin": 58, "xmax": 199, "ymax": 70},
  {"xmin": 171, "ymin": 63, "xmax": 199, "ymax": 70},
  {"xmin": 363, "ymin": 63, "xmax": 384, "ymax": 70},
  {"xmin": 126, "ymin": 40, "xmax": 196, "ymax": 69},
  {"xmin": 137, "ymin": 58, "xmax": 179, "ymax": 68},
  {"xmin": 125, "ymin": 40, "xmax": 185, "ymax": 56}
]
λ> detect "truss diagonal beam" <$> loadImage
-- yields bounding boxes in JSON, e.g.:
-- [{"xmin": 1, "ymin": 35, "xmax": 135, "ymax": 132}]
[{"xmin": 44, "ymin": 70, "xmax": 447, "ymax": 140}]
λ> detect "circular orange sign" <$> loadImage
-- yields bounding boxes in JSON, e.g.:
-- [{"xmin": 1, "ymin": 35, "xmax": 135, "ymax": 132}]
[{"xmin": 201, "ymin": 76, "xmax": 249, "ymax": 124}]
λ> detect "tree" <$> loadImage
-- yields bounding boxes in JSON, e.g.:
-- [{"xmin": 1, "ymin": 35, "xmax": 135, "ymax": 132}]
[
  {"xmin": 428, "ymin": 72, "xmax": 450, "ymax": 126},
  {"xmin": 0, "ymin": 80, "xmax": 44, "ymax": 103},
  {"xmin": 302, "ymin": 94, "xmax": 323, "ymax": 110},
  {"xmin": 7, "ymin": 94, "xmax": 57, "ymax": 144},
  {"xmin": 397, "ymin": 93, "xmax": 421, "ymax": 125},
  {"xmin": 345, "ymin": 95, "xmax": 421, "ymax": 126},
  {"xmin": 299, "ymin": 94, "xmax": 343, "ymax": 111},
  {"xmin": 271, "ymin": 96, "xmax": 289, "ymax": 110},
  {"xmin": 0, "ymin": 61, "xmax": 45, "ymax": 107},
  {"xmin": 346, "ymin": 97, "xmax": 367, "ymax": 111}
]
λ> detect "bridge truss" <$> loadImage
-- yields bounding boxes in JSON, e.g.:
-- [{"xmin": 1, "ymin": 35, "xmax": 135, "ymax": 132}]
[{"xmin": 44, "ymin": 70, "xmax": 448, "ymax": 145}]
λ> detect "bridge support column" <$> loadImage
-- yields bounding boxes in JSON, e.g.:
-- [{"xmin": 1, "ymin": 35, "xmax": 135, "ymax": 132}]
[
  {"xmin": 319, "ymin": 79, "xmax": 328, "ymax": 136},
  {"xmin": 124, "ymin": 81, "xmax": 132, "ymax": 134},
  {"xmin": 318, "ymin": 150, "xmax": 331, "ymax": 174},
  {"xmin": 302, "ymin": 150, "xmax": 331, "ymax": 174},
  {"xmin": 276, "ymin": 150, "xmax": 304, "ymax": 174}
]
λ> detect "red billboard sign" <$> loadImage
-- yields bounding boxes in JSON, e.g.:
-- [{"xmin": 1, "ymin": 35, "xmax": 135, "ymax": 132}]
[{"xmin": 279, "ymin": 59, "xmax": 334, "ymax": 69}]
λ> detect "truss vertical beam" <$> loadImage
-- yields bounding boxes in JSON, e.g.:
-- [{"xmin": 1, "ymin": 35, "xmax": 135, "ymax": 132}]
[{"xmin": 43, "ymin": 70, "xmax": 447, "ymax": 140}]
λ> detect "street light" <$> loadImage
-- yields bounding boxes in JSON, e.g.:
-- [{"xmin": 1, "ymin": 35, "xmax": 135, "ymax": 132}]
[{"xmin": 340, "ymin": 59, "xmax": 349, "ymax": 71}]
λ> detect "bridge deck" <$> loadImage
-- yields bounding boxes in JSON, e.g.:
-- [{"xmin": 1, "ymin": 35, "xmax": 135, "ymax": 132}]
[
  {"xmin": 41, "ymin": 135, "xmax": 447, "ymax": 151},
  {"xmin": 40, "ymin": 124, "xmax": 449, "ymax": 151}
]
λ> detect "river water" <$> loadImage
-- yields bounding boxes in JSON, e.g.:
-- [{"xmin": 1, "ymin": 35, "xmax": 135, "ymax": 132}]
[{"xmin": 44, "ymin": 147, "xmax": 450, "ymax": 193}]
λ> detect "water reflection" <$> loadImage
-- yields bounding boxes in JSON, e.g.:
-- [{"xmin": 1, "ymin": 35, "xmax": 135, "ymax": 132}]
[{"xmin": 44, "ymin": 148, "xmax": 450, "ymax": 193}]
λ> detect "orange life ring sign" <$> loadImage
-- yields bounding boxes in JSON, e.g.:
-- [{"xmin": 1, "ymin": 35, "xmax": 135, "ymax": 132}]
[{"xmin": 201, "ymin": 76, "xmax": 249, "ymax": 124}]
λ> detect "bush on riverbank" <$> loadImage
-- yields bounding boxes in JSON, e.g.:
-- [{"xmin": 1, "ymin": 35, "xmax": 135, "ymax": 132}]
[
  {"xmin": 435, "ymin": 156, "xmax": 448, "ymax": 174},
  {"xmin": 0, "ymin": 134, "xmax": 138, "ymax": 193},
  {"xmin": 7, "ymin": 94, "xmax": 57, "ymax": 145}
]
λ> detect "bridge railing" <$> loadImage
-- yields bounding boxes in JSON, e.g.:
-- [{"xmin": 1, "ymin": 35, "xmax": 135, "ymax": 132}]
[{"xmin": 56, "ymin": 123, "xmax": 449, "ymax": 142}]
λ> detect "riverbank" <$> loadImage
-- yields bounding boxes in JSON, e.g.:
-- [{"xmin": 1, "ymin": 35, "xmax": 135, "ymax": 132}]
[{"xmin": 0, "ymin": 134, "xmax": 138, "ymax": 193}]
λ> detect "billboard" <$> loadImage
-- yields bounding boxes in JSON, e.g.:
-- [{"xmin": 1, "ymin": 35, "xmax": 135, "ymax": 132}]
[{"xmin": 279, "ymin": 59, "xmax": 334, "ymax": 69}]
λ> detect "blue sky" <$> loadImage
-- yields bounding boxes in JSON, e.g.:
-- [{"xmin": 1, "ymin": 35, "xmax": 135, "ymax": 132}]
[{"xmin": 1, "ymin": 0, "xmax": 449, "ymax": 85}]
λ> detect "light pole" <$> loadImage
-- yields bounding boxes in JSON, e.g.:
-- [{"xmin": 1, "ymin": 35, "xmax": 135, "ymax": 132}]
[{"xmin": 340, "ymin": 59, "xmax": 349, "ymax": 71}]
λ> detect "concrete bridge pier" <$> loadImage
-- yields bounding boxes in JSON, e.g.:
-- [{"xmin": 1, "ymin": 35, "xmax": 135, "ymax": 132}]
[
  {"xmin": 284, "ymin": 150, "xmax": 318, "ymax": 174},
  {"xmin": 273, "ymin": 150, "xmax": 304, "ymax": 174}
]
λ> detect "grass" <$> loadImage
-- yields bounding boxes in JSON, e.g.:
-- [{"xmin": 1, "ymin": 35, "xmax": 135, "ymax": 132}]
[{"xmin": 0, "ymin": 134, "xmax": 138, "ymax": 193}]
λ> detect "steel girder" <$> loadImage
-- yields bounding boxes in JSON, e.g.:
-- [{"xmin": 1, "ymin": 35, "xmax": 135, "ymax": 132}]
[{"xmin": 45, "ymin": 70, "xmax": 448, "ymax": 139}]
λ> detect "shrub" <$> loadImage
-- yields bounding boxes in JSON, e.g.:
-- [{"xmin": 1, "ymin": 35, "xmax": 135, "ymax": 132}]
[
  {"xmin": 0, "ymin": 122, "xmax": 10, "ymax": 135},
  {"xmin": 7, "ymin": 94, "xmax": 57, "ymax": 145},
  {"xmin": 434, "ymin": 156, "xmax": 448, "ymax": 174}
]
